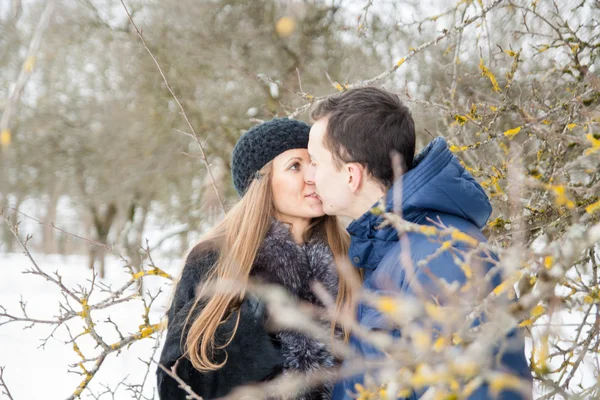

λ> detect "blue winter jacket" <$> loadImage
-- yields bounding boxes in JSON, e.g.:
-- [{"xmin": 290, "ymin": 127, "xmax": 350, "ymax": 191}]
[{"xmin": 332, "ymin": 137, "xmax": 532, "ymax": 400}]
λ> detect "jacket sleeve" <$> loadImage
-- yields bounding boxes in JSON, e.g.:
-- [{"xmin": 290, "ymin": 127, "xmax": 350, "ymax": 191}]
[{"xmin": 156, "ymin": 251, "xmax": 284, "ymax": 400}]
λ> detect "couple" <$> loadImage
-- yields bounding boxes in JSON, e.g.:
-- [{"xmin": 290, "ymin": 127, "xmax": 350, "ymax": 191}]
[{"xmin": 157, "ymin": 87, "xmax": 532, "ymax": 399}]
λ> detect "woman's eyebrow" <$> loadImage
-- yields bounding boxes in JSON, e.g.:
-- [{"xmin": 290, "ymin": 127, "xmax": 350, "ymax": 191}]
[{"xmin": 285, "ymin": 157, "xmax": 303, "ymax": 165}]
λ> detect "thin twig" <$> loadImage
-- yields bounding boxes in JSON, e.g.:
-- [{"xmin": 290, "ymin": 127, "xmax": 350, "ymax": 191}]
[
  {"xmin": 0, "ymin": 367, "xmax": 15, "ymax": 400},
  {"xmin": 120, "ymin": 0, "xmax": 225, "ymax": 212}
]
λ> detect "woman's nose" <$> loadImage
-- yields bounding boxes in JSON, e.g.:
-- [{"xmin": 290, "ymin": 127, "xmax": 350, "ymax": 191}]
[{"xmin": 304, "ymin": 164, "xmax": 316, "ymax": 185}]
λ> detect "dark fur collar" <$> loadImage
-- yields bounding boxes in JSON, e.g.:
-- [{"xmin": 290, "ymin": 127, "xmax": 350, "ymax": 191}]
[{"xmin": 252, "ymin": 220, "xmax": 338, "ymax": 305}]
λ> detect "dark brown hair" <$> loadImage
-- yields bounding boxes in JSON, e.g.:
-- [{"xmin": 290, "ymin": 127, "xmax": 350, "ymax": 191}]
[{"xmin": 310, "ymin": 86, "xmax": 416, "ymax": 188}]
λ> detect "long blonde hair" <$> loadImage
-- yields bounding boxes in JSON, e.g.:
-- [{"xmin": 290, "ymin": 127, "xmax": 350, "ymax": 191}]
[{"xmin": 181, "ymin": 161, "xmax": 361, "ymax": 372}]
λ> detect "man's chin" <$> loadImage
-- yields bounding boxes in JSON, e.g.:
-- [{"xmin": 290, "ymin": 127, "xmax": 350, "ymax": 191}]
[{"xmin": 323, "ymin": 203, "xmax": 340, "ymax": 216}]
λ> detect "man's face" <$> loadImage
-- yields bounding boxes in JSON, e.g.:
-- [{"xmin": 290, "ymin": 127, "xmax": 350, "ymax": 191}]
[{"xmin": 307, "ymin": 117, "xmax": 354, "ymax": 217}]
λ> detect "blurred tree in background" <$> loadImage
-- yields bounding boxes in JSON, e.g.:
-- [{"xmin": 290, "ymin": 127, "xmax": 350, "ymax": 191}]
[{"xmin": 0, "ymin": 0, "xmax": 384, "ymax": 271}]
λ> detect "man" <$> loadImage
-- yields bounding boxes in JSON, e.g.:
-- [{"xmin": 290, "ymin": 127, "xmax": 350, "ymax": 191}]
[{"xmin": 306, "ymin": 87, "xmax": 532, "ymax": 399}]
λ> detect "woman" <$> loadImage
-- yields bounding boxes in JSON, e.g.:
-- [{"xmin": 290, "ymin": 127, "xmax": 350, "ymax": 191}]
[{"xmin": 157, "ymin": 118, "xmax": 356, "ymax": 399}]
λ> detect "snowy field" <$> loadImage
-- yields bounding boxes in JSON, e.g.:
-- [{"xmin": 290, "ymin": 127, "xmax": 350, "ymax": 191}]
[{"xmin": 0, "ymin": 251, "xmax": 178, "ymax": 399}]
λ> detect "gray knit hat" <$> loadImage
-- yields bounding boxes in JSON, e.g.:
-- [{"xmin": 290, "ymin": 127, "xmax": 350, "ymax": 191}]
[{"xmin": 231, "ymin": 118, "xmax": 310, "ymax": 196}]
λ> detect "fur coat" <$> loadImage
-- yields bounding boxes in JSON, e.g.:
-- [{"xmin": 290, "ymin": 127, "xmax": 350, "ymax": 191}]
[{"xmin": 157, "ymin": 221, "xmax": 339, "ymax": 399}]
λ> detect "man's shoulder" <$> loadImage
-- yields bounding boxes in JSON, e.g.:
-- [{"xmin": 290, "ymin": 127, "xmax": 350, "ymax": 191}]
[{"xmin": 372, "ymin": 212, "xmax": 488, "ymax": 285}]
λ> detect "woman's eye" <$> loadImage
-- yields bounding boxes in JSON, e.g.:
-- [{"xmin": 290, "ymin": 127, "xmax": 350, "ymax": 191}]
[{"xmin": 289, "ymin": 162, "xmax": 300, "ymax": 171}]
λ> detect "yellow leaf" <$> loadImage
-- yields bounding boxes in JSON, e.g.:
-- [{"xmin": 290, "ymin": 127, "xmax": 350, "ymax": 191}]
[
  {"xmin": 377, "ymin": 296, "xmax": 398, "ymax": 313},
  {"xmin": 503, "ymin": 126, "xmax": 522, "ymax": 139},
  {"xmin": 460, "ymin": 263, "xmax": 473, "ymax": 279},
  {"xmin": 543, "ymin": 256, "xmax": 553, "ymax": 269},
  {"xmin": 450, "ymin": 379, "xmax": 460, "ymax": 392},
  {"xmin": 470, "ymin": 103, "xmax": 478, "ymax": 116},
  {"xmin": 440, "ymin": 241, "xmax": 452, "ymax": 250},
  {"xmin": 499, "ymin": 141, "xmax": 509, "ymax": 155},
  {"xmin": 462, "ymin": 378, "xmax": 484, "ymax": 397},
  {"xmin": 518, "ymin": 319, "xmax": 532, "ymax": 327},
  {"xmin": 584, "ymin": 134, "xmax": 600, "ymax": 155},
  {"xmin": 451, "ymin": 230, "xmax": 479, "ymax": 247},
  {"xmin": 454, "ymin": 115, "xmax": 468, "ymax": 125},
  {"xmin": 532, "ymin": 335, "xmax": 550, "ymax": 373},
  {"xmin": 583, "ymin": 295, "xmax": 594, "ymax": 304},
  {"xmin": 425, "ymin": 302, "xmax": 445, "ymax": 322},
  {"xmin": 489, "ymin": 105, "xmax": 498, "ymax": 112},
  {"xmin": 538, "ymin": 44, "xmax": 549, "ymax": 52},
  {"xmin": 452, "ymin": 333, "xmax": 462, "ymax": 345},
  {"xmin": 137, "ymin": 323, "xmax": 162, "ymax": 339},
  {"xmin": 489, "ymin": 374, "xmax": 523, "ymax": 395},
  {"xmin": 504, "ymin": 49, "xmax": 516, "ymax": 57},
  {"xmin": 420, "ymin": 226, "xmax": 438, "ymax": 236},
  {"xmin": 370, "ymin": 205, "xmax": 384, "ymax": 215},
  {"xmin": 449, "ymin": 144, "xmax": 469, "ymax": 152},
  {"xmin": 275, "ymin": 16, "xmax": 296, "ymax": 38},
  {"xmin": 479, "ymin": 58, "xmax": 501, "ymax": 92},
  {"xmin": 0, "ymin": 129, "xmax": 11, "ymax": 147},
  {"xmin": 433, "ymin": 336, "xmax": 447, "ymax": 352},
  {"xmin": 548, "ymin": 185, "xmax": 575, "ymax": 209},
  {"xmin": 413, "ymin": 330, "xmax": 432, "ymax": 351},
  {"xmin": 397, "ymin": 57, "xmax": 406, "ymax": 67},
  {"xmin": 73, "ymin": 342, "xmax": 85, "ymax": 359},
  {"xmin": 493, "ymin": 272, "xmax": 522, "ymax": 296},
  {"xmin": 78, "ymin": 297, "xmax": 90, "ymax": 319},
  {"xmin": 531, "ymin": 305, "xmax": 545, "ymax": 317},
  {"xmin": 132, "ymin": 271, "xmax": 145, "ymax": 280},
  {"xmin": 488, "ymin": 217, "xmax": 504, "ymax": 228},
  {"xmin": 411, "ymin": 365, "xmax": 434, "ymax": 388},
  {"xmin": 451, "ymin": 360, "xmax": 479, "ymax": 377},
  {"xmin": 566, "ymin": 123, "xmax": 577, "ymax": 131},
  {"xmin": 24, "ymin": 56, "xmax": 36, "ymax": 73},
  {"xmin": 493, "ymin": 281, "xmax": 509, "ymax": 296},
  {"xmin": 586, "ymin": 199, "xmax": 600, "ymax": 214},
  {"xmin": 145, "ymin": 267, "xmax": 171, "ymax": 278}
]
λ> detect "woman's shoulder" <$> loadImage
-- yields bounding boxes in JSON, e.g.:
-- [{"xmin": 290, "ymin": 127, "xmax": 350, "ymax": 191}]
[
  {"xmin": 173, "ymin": 240, "xmax": 220, "ymax": 294},
  {"xmin": 168, "ymin": 240, "xmax": 221, "ymax": 313},
  {"xmin": 186, "ymin": 239, "xmax": 219, "ymax": 265}
]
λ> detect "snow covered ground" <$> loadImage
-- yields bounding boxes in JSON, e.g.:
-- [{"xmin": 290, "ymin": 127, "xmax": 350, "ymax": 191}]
[{"xmin": 1, "ymin": 250, "xmax": 597, "ymax": 399}]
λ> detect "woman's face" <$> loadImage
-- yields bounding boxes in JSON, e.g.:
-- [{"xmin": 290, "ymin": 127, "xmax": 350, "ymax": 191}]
[{"xmin": 271, "ymin": 148, "xmax": 324, "ymax": 221}]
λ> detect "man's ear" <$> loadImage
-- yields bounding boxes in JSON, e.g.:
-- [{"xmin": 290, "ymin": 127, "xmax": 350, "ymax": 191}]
[{"xmin": 346, "ymin": 162, "xmax": 364, "ymax": 193}]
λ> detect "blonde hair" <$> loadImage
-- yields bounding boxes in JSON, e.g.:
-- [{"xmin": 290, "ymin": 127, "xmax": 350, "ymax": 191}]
[{"xmin": 180, "ymin": 161, "xmax": 361, "ymax": 372}]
